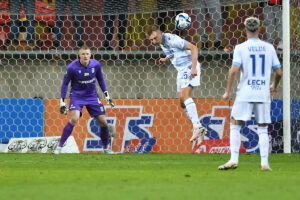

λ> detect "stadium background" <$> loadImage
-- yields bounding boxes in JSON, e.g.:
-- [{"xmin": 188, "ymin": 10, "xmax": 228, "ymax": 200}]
[{"xmin": 0, "ymin": 0, "xmax": 299, "ymax": 153}]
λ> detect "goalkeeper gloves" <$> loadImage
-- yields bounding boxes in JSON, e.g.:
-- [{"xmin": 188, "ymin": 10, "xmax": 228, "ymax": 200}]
[
  {"xmin": 60, "ymin": 98, "xmax": 68, "ymax": 115},
  {"xmin": 104, "ymin": 91, "xmax": 115, "ymax": 108}
]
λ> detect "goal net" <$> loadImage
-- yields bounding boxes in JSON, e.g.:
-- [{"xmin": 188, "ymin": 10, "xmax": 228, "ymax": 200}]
[{"xmin": 0, "ymin": 0, "xmax": 299, "ymax": 153}]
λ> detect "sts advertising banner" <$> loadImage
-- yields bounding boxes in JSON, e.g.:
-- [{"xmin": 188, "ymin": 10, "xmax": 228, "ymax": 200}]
[
  {"xmin": 1, "ymin": 98, "xmax": 299, "ymax": 153},
  {"xmin": 43, "ymin": 99, "xmax": 299, "ymax": 154}
]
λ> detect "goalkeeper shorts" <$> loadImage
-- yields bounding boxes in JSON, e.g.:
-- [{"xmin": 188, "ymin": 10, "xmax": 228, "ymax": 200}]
[{"xmin": 69, "ymin": 97, "xmax": 106, "ymax": 117}]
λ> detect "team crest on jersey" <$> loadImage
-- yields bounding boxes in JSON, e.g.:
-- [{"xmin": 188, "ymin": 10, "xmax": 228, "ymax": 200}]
[
  {"xmin": 78, "ymin": 70, "xmax": 81, "ymax": 74},
  {"xmin": 91, "ymin": 68, "xmax": 94, "ymax": 73}
]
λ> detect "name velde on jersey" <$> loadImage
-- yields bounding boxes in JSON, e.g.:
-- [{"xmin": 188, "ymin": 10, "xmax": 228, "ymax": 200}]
[{"xmin": 248, "ymin": 46, "xmax": 266, "ymax": 52}]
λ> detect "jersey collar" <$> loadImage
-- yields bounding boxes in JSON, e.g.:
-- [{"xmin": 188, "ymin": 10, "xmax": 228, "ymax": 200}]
[
  {"xmin": 79, "ymin": 59, "xmax": 90, "ymax": 68},
  {"xmin": 248, "ymin": 37, "xmax": 260, "ymax": 41}
]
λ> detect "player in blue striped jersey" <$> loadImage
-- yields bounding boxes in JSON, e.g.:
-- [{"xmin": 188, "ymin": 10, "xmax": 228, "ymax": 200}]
[
  {"xmin": 218, "ymin": 17, "xmax": 282, "ymax": 171},
  {"xmin": 146, "ymin": 25, "xmax": 207, "ymax": 146}
]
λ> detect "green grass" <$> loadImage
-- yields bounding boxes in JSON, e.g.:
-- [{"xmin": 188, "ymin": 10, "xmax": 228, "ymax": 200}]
[{"xmin": 0, "ymin": 153, "xmax": 299, "ymax": 200}]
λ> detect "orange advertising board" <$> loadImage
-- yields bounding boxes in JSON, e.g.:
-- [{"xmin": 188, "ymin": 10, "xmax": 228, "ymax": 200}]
[{"xmin": 44, "ymin": 99, "xmax": 234, "ymax": 153}]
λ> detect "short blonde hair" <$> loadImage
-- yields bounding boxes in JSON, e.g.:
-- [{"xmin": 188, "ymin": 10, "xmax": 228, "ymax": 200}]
[
  {"xmin": 79, "ymin": 45, "xmax": 90, "ymax": 51},
  {"xmin": 145, "ymin": 25, "xmax": 160, "ymax": 37},
  {"xmin": 244, "ymin": 17, "xmax": 260, "ymax": 33}
]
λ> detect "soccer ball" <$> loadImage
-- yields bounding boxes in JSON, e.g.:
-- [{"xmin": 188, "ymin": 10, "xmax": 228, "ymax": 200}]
[{"xmin": 175, "ymin": 13, "xmax": 191, "ymax": 30}]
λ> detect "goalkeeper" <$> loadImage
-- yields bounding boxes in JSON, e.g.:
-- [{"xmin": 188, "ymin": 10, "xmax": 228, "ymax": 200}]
[{"xmin": 54, "ymin": 45, "xmax": 115, "ymax": 154}]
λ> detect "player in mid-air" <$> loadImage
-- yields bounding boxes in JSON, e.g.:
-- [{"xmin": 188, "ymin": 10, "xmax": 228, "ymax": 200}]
[
  {"xmin": 54, "ymin": 45, "xmax": 115, "ymax": 154},
  {"xmin": 145, "ymin": 25, "xmax": 207, "ymax": 146},
  {"xmin": 218, "ymin": 17, "xmax": 282, "ymax": 171}
]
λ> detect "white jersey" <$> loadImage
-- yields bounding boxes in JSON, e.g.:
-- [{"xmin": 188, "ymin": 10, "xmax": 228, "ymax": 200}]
[
  {"xmin": 232, "ymin": 38, "xmax": 281, "ymax": 102},
  {"xmin": 160, "ymin": 33, "xmax": 200, "ymax": 73}
]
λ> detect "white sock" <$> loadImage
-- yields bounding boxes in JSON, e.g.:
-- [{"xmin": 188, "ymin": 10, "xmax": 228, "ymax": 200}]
[
  {"xmin": 258, "ymin": 126, "xmax": 269, "ymax": 166},
  {"xmin": 183, "ymin": 108, "xmax": 192, "ymax": 122},
  {"xmin": 230, "ymin": 123, "xmax": 241, "ymax": 163},
  {"xmin": 184, "ymin": 98, "xmax": 199, "ymax": 124}
]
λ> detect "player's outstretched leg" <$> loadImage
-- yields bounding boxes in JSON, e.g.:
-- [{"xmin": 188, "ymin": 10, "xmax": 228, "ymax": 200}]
[
  {"xmin": 183, "ymin": 98, "xmax": 207, "ymax": 145},
  {"xmin": 54, "ymin": 122, "xmax": 74, "ymax": 154}
]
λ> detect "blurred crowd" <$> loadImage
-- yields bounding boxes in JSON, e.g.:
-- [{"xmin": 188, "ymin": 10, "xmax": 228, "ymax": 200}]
[{"xmin": 0, "ymin": 0, "xmax": 298, "ymax": 51}]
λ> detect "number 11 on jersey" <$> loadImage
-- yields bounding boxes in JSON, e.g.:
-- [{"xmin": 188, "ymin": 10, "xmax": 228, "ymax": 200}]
[{"xmin": 250, "ymin": 54, "xmax": 265, "ymax": 77}]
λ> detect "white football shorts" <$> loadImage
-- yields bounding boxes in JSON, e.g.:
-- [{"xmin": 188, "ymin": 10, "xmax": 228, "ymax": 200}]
[
  {"xmin": 231, "ymin": 101, "xmax": 271, "ymax": 124},
  {"xmin": 176, "ymin": 62, "xmax": 201, "ymax": 92}
]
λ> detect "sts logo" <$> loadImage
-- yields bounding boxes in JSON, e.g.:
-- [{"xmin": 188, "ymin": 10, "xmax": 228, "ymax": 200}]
[
  {"xmin": 83, "ymin": 116, "xmax": 117, "ymax": 151},
  {"xmin": 83, "ymin": 106, "xmax": 156, "ymax": 153},
  {"xmin": 193, "ymin": 106, "xmax": 260, "ymax": 154}
]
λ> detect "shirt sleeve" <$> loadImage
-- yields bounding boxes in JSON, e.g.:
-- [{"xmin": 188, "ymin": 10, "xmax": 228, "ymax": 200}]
[
  {"xmin": 95, "ymin": 62, "xmax": 108, "ymax": 92},
  {"xmin": 60, "ymin": 66, "xmax": 72, "ymax": 99},
  {"xmin": 168, "ymin": 35, "xmax": 187, "ymax": 50},
  {"xmin": 232, "ymin": 45, "xmax": 242, "ymax": 67},
  {"xmin": 162, "ymin": 46, "xmax": 173, "ymax": 59},
  {"xmin": 271, "ymin": 46, "xmax": 281, "ymax": 70}
]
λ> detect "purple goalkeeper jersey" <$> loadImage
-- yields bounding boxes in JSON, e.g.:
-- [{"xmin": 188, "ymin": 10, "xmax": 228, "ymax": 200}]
[{"xmin": 60, "ymin": 59, "xmax": 107, "ymax": 100}]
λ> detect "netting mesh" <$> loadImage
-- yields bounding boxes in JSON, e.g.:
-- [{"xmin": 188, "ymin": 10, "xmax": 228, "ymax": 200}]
[
  {"xmin": 290, "ymin": 0, "xmax": 300, "ymax": 153},
  {"xmin": 0, "ymin": 0, "xmax": 299, "ymax": 153}
]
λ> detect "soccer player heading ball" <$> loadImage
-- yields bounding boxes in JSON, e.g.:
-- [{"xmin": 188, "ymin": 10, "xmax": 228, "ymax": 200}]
[
  {"xmin": 146, "ymin": 25, "xmax": 207, "ymax": 146},
  {"xmin": 54, "ymin": 45, "xmax": 115, "ymax": 154},
  {"xmin": 218, "ymin": 17, "xmax": 282, "ymax": 171}
]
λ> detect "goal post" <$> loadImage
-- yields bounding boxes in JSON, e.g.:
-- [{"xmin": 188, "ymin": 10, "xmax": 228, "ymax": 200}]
[{"xmin": 282, "ymin": 0, "xmax": 291, "ymax": 153}]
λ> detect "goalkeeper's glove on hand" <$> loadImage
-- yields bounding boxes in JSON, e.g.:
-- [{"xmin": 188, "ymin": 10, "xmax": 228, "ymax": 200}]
[
  {"xmin": 60, "ymin": 98, "xmax": 68, "ymax": 115},
  {"xmin": 104, "ymin": 91, "xmax": 115, "ymax": 108}
]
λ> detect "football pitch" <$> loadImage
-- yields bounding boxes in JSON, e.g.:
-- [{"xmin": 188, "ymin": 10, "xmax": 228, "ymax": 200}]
[{"xmin": 0, "ymin": 153, "xmax": 299, "ymax": 200}]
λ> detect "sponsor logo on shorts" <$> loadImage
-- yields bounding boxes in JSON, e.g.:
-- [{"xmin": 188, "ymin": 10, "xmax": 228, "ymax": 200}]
[{"xmin": 70, "ymin": 104, "xmax": 75, "ymax": 109}]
